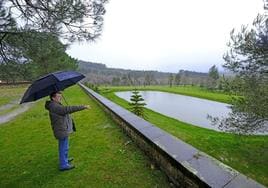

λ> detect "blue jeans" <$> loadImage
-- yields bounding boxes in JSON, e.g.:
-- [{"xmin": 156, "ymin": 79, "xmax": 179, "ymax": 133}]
[{"xmin": 58, "ymin": 137, "xmax": 69, "ymax": 169}]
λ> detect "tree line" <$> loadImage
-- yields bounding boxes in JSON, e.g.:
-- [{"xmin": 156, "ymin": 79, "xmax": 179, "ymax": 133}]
[{"xmin": 79, "ymin": 60, "xmax": 222, "ymax": 88}]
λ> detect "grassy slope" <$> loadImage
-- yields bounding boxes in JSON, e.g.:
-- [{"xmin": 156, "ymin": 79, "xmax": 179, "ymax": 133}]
[
  {"xmin": 0, "ymin": 85, "xmax": 28, "ymax": 106},
  {"xmin": 100, "ymin": 87, "xmax": 268, "ymax": 186},
  {"xmin": 0, "ymin": 86, "xmax": 170, "ymax": 188}
]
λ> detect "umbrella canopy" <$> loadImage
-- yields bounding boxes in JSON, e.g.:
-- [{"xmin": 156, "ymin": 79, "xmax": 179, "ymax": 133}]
[{"xmin": 20, "ymin": 71, "xmax": 85, "ymax": 104}]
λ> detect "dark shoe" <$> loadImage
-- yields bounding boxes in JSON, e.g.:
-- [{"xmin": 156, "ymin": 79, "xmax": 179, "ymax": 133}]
[
  {"xmin": 60, "ymin": 164, "xmax": 75, "ymax": 171},
  {"xmin": 68, "ymin": 157, "xmax": 74, "ymax": 163}
]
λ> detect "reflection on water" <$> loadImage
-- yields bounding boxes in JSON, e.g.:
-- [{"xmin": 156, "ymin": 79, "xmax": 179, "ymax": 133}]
[
  {"xmin": 116, "ymin": 91, "xmax": 231, "ymax": 131},
  {"xmin": 115, "ymin": 91, "xmax": 268, "ymax": 135}
]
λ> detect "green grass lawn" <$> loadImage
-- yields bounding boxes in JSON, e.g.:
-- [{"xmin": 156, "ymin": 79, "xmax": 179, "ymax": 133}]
[
  {"xmin": 0, "ymin": 85, "xmax": 170, "ymax": 188},
  {"xmin": 0, "ymin": 85, "xmax": 28, "ymax": 106},
  {"xmin": 99, "ymin": 86, "xmax": 268, "ymax": 186}
]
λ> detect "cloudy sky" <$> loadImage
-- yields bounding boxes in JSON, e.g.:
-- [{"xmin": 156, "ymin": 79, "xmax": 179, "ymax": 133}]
[{"xmin": 67, "ymin": 0, "xmax": 265, "ymax": 73}]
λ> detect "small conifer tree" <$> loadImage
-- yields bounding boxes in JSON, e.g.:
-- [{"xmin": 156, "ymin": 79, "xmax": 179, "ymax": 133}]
[{"xmin": 129, "ymin": 89, "xmax": 146, "ymax": 118}]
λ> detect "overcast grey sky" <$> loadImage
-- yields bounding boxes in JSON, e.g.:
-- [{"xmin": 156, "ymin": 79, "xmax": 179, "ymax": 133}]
[{"xmin": 67, "ymin": 0, "xmax": 264, "ymax": 73}]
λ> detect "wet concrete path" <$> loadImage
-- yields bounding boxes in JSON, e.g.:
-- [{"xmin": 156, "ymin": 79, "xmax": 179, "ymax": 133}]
[{"xmin": 0, "ymin": 101, "xmax": 33, "ymax": 124}]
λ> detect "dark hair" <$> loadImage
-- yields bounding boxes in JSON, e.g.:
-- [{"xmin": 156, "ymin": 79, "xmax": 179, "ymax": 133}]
[{"xmin": 50, "ymin": 91, "xmax": 61, "ymax": 100}]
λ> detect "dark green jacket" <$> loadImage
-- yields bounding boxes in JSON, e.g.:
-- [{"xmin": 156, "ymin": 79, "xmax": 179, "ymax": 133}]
[{"xmin": 45, "ymin": 100, "xmax": 86, "ymax": 139}]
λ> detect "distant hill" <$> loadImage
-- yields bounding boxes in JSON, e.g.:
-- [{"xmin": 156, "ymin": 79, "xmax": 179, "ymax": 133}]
[
  {"xmin": 78, "ymin": 60, "xmax": 209, "ymax": 86},
  {"xmin": 79, "ymin": 60, "xmax": 107, "ymax": 70}
]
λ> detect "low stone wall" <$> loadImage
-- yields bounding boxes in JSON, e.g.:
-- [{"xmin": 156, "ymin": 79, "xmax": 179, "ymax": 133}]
[{"xmin": 79, "ymin": 83, "xmax": 264, "ymax": 188}]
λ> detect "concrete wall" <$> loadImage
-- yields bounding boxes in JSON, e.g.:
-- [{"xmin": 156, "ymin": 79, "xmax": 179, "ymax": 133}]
[{"xmin": 79, "ymin": 84, "xmax": 264, "ymax": 188}]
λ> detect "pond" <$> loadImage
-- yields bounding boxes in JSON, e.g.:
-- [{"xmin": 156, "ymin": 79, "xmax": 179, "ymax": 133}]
[
  {"xmin": 116, "ymin": 91, "xmax": 230, "ymax": 131},
  {"xmin": 115, "ymin": 91, "xmax": 267, "ymax": 134}
]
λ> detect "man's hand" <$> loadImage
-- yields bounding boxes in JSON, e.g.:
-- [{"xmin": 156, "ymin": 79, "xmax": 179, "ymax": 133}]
[{"xmin": 84, "ymin": 105, "xmax": 91, "ymax": 109}]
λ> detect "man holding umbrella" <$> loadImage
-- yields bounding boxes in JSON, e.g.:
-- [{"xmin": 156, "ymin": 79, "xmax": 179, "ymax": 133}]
[
  {"xmin": 20, "ymin": 71, "xmax": 90, "ymax": 171},
  {"xmin": 45, "ymin": 91, "xmax": 90, "ymax": 171}
]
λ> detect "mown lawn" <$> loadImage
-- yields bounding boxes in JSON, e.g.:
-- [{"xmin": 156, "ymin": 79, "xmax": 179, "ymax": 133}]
[
  {"xmin": 0, "ymin": 85, "xmax": 170, "ymax": 188},
  {"xmin": 0, "ymin": 85, "xmax": 28, "ymax": 106},
  {"xmin": 99, "ymin": 86, "xmax": 268, "ymax": 186}
]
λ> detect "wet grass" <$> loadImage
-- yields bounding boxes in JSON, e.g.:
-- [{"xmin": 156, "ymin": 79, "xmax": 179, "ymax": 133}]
[
  {"xmin": 0, "ymin": 104, "xmax": 20, "ymax": 116},
  {"xmin": 100, "ymin": 86, "xmax": 268, "ymax": 186},
  {"xmin": 0, "ymin": 85, "xmax": 28, "ymax": 106},
  {"xmin": 0, "ymin": 85, "xmax": 170, "ymax": 188}
]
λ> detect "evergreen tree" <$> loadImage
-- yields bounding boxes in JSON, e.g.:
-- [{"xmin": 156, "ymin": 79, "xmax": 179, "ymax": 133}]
[
  {"xmin": 0, "ymin": 0, "xmax": 107, "ymax": 80},
  {"xmin": 112, "ymin": 77, "xmax": 120, "ymax": 86},
  {"xmin": 208, "ymin": 65, "xmax": 219, "ymax": 89},
  {"xmin": 168, "ymin": 73, "xmax": 174, "ymax": 87},
  {"xmin": 129, "ymin": 89, "xmax": 146, "ymax": 118},
  {"xmin": 1, "ymin": 0, "xmax": 107, "ymax": 62},
  {"xmin": 174, "ymin": 72, "xmax": 181, "ymax": 86},
  {"xmin": 208, "ymin": 65, "xmax": 219, "ymax": 80},
  {"xmin": 0, "ymin": 32, "xmax": 77, "ymax": 81},
  {"xmin": 144, "ymin": 73, "xmax": 151, "ymax": 86},
  {"xmin": 221, "ymin": 13, "xmax": 268, "ymax": 133}
]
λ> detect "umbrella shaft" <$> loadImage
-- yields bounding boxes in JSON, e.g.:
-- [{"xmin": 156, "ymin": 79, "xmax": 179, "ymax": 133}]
[{"xmin": 62, "ymin": 94, "xmax": 69, "ymax": 105}]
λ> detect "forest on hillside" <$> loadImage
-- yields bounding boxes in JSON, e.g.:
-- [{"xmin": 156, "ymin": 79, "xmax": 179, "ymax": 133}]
[{"xmin": 78, "ymin": 60, "xmax": 222, "ymax": 88}]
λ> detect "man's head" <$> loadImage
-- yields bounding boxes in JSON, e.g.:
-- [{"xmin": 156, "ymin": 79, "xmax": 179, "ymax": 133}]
[{"xmin": 50, "ymin": 91, "xmax": 62, "ymax": 103}]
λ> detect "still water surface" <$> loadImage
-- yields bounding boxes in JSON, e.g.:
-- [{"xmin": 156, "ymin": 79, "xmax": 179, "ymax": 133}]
[{"xmin": 116, "ymin": 91, "xmax": 232, "ymax": 132}]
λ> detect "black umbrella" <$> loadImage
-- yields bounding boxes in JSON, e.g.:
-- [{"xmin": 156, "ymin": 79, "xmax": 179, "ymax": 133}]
[{"xmin": 20, "ymin": 71, "xmax": 85, "ymax": 104}]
